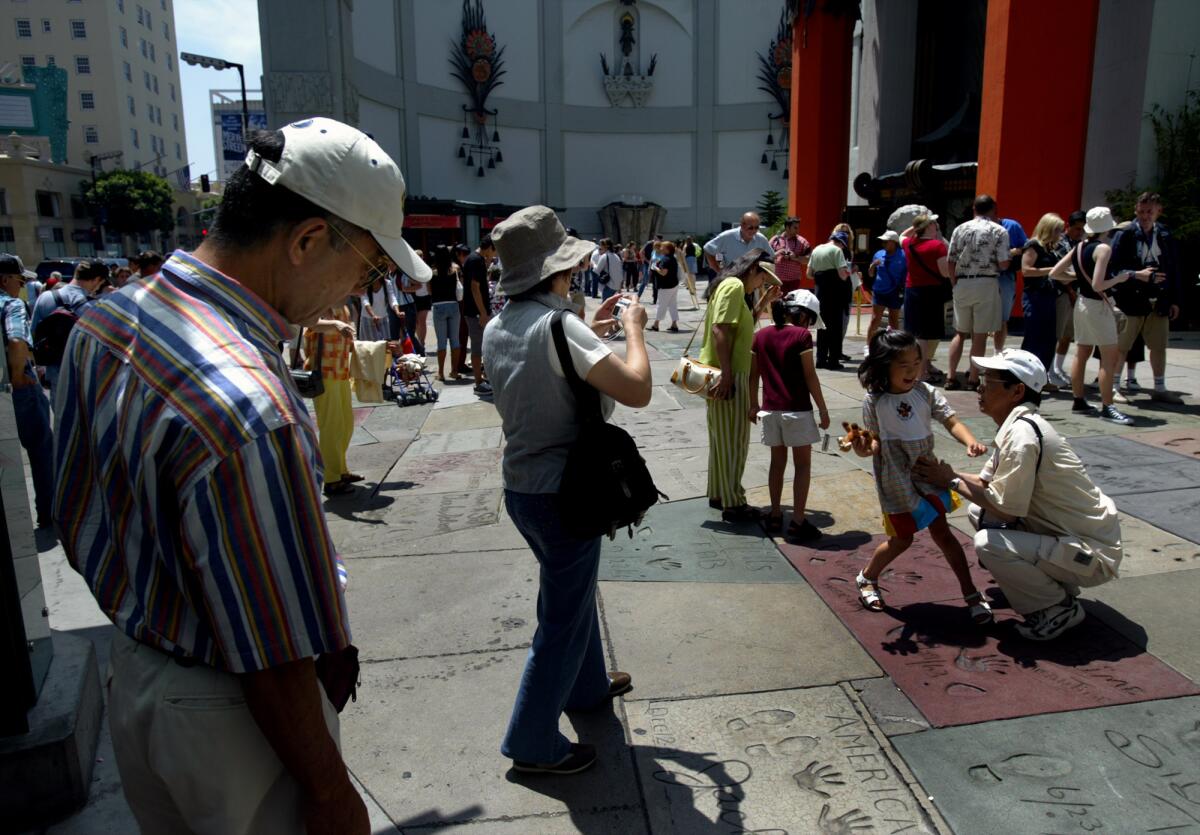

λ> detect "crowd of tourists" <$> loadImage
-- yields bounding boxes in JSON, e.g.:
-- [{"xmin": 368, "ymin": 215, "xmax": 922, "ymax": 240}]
[{"xmin": 0, "ymin": 114, "xmax": 1180, "ymax": 827}]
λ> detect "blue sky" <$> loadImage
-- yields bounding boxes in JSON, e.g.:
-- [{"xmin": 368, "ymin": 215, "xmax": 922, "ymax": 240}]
[{"xmin": 175, "ymin": 0, "xmax": 264, "ymax": 181}]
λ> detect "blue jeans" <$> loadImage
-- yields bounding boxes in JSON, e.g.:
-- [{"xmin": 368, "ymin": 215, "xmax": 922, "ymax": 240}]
[
  {"xmin": 1021, "ymin": 286, "xmax": 1058, "ymax": 370},
  {"xmin": 584, "ymin": 269, "xmax": 597, "ymax": 297},
  {"xmin": 501, "ymin": 491, "xmax": 609, "ymax": 764},
  {"xmin": 12, "ymin": 382, "xmax": 54, "ymax": 522},
  {"xmin": 431, "ymin": 300, "xmax": 461, "ymax": 350},
  {"xmin": 998, "ymin": 274, "xmax": 1016, "ymax": 328},
  {"xmin": 600, "ymin": 284, "xmax": 617, "ymax": 301}
]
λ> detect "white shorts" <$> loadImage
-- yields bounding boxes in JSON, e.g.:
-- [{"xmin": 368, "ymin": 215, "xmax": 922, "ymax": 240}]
[{"xmin": 758, "ymin": 410, "xmax": 821, "ymax": 447}]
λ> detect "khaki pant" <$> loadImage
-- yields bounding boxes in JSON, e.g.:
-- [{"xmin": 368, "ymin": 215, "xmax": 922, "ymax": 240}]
[
  {"xmin": 952, "ymin": 276, "xmax": 1002, "ymax": 334},
  {"xmin": 107, "ymin": 629, "xmax": 340, "ymax": 835},
  {"xmin": 969, "ymin": 519, "xmax": 1110, "ymax": 615},
  {"xmin": 1116, "ymin": 309, "xmax": 1169, "ymax": 353}
]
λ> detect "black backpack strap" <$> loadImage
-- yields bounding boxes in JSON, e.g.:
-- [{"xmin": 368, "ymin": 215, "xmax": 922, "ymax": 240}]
[
  {"xmin": 550, "ymin": 311, "xmax": 603, "ymax": 426},
  {"xmin": 1017, "ymin": 415, "xmax": 1044, "ymax": 472}
]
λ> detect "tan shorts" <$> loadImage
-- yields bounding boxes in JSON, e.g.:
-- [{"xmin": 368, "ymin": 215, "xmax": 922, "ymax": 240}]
[
  {"xmin": 757, "ymin": 410, "xmax": 821, "ymax": 448},
  {"xmin": 952, "ymin": 277, "xmax": 1002, "ymax": 335},
  {"xmin": 1116, "ymin": 310, "xmax": 1169, "ymax": 354},
  {"xmin": 1073, "ymin": 295, "xmax": 1117, "ymax": 346},
  {"xmin": 1055, "ymin": 292, "xmax": 1074, "ymax": 342}
]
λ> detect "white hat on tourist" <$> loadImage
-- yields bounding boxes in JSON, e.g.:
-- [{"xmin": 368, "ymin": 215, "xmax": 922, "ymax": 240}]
[
  {"xmin": 244, "ymin": 117, "xmax": 432, "ymax": 282},
  {"xmin": 971, "ymin": 349, "xmax": 1048, "ymax": 393},
  {"xmin": 782, "ymin": 288, "xmax": 825, "ymax": 329},
  {"xmin": 1083, "ymin": 206, "xmax": 1116, "ymax": 236},
  {"xmin": 878, "ymin": 231, "xmax": 901, "ymax": 243}
]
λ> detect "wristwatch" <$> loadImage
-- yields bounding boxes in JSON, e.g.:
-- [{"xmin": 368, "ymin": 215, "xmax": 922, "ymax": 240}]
[{"xmin": 949, "ymin": 477, "xmax": 963, "ymax": 494}]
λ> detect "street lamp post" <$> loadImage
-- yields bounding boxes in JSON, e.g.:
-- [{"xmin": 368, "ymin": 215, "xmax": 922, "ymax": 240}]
[{"xmin": 181, "ymin": 51, "xmax": 250, "ymax": 137}]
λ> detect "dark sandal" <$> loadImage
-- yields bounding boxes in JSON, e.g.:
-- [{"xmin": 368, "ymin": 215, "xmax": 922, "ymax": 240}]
[
  {"xmin": 764, "ymin": 513, "xmax": 784, "ymax": 533},
  {"xmin": 856, "ymin": 571, "xmax": 884, "ymax": 612},
  {"xmin": 786, "ymin": 519, "xmax": 821, "ymax": 543},
  {"xmin": 341, "ymin": 472, "xmax": 365, "ymax": 483},
  {"xmin": 722, "ymin": 505, "xmax": 761, "ymax": 523},
  {"xmin": 965, "ymin": 592, "xmax": 994, "ymax": 625},
  {"xmin": 324, "ymin": 479, "xmax": 355, "ymax": 496}
]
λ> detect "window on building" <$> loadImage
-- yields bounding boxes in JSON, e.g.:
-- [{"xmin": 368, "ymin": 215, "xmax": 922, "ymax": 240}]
[
  {"xmin": 120, "ymin": 26, "xmax": 127, "ymax": 47},
  {"xmin": 75, "ymin": 55, "xmax": 90, "ymax": 74},
  {"xmin": 140, "ymin": 38, "xmax": 147, "ymax": 57},
  {"xmin": 161, "ymin": 0, "xmax": 166, "ymax": 9},
  {"xmin": 137, "ymin": 5, "xmax": 144, "ymax": 24},
  {"xmin": 45, "ymin": 55, "xmax": 55, "ymax": 66},
  {"xmin": 146, "ymin": 10, "xmax": 152, "ymax": 28},
  {"xmin": 152, "ymin": 75, "xmax": 159, "ymax": 94},
  {"xmin": 163, "ymin": 22, "xmax": 169, "ymax": 40},
  {"xmin": 70, "ymin": 19, "xmax": 87, "ymax": 38},
  {"xmin": 156, "ymin": 108, "xmax": 162, "ymax": 126},
  {"xmin": 84, "ymin": 125, "xmax": 99, "ymax": 144},
  {"xmin": 19, "ymin": 56, "xmax": 35, "ymax": 68},
  {"xmin": 35, "ymin": 191, "xmax": 62, "ymax": 218},
  {"xmin": 128, "ymin": 95, "xmax": 135, "ymax": 115},
  {"xmin": 169, "ymin": 83, "xmax": 175, "ymax": 102},
  {"xmin": 149, "ymin": 43, "xmax": 155, "ymax": 62},
  {"xmin": 0, "ymin": 228, "xmax": 14, "ymax": 246},
  {"xmin": 171, "ymin": 112, "xmax": 178, "ymax": 131},
  {"xmin": 123, "ymin": 61, "xmax": 132, "ymax": 81},
  {"xmin": 41, "ymin": 19, "xmax": 51, "ymax": 33},
  {"xmin": 175, "ymin": 141, "xmax": 181, "ymax": 160},
  {"xmin": 144, "ymin": 70, "xmax": 151, "ymax": 90},
  {"xmin": 165, "ymin": 53, "xmax": 172, "ymax": 71},
  {"xmin": 53, "ymin": 228, "xmax": 65, "ymax": 243},
  {"xmin": 131, "ymin": 128, "xmax": 139, "ymax": 148},
  {"xmin": 70, "ymin": 196, "xmax": 88, "ymax": 218},
  {"xmin": 118, "ymin": 0, "xmax": 125, "ymax": 11},
  {"xmin": 15, "ymin": 19, "xmax": 31, "ymax": 39},
  {"xmin": 80, "ymin": 91, "xmax": 95, "ymax": 110}
]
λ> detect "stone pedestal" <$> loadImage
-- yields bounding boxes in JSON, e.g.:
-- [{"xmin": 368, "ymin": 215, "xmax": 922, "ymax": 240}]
[{"xmin": 0, "ymin": 631, "xmax": 103, "ymax": 831}]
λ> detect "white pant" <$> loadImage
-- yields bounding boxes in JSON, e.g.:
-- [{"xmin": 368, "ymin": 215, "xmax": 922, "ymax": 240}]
[
  {"xmin": 969, "ymin": 507, "xmax": 1110, "ymax": 614},
  {"xmin": 106, "ymin": 628, "xmax": 340, "ymax": 835},
  {"xmin": 655, "ymin": 286, "xmax": 679, "ymax": 324}
]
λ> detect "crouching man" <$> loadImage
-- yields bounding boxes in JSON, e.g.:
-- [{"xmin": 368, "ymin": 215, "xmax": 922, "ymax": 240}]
[{"xmin": 913, "ymin": 349, "xmax": 1121, "ymax": 641}]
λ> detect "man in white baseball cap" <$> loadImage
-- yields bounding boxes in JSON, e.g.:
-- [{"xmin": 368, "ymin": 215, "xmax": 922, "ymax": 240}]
[
  {"xmin": 52, "ymin": 118, "xmax": 406, "ymax": 834},
  {"xmin": 914, "ymin": 349, "xmax": 1122, "ymax": 641}
]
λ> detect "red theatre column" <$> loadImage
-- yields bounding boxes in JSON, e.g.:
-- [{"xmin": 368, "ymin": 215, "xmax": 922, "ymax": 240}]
[
  {"xmin": 977, "ymin": 0, "xmax": 1100, "ymax": 310},
  {"xmin": 788, "ymin": 10, "xmax": 854, "ymax": 248}
]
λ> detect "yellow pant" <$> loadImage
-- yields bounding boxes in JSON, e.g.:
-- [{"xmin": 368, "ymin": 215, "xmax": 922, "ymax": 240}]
[{"xmin": 313, "ymin": 378, "xmax": 353, "ymax": 483}]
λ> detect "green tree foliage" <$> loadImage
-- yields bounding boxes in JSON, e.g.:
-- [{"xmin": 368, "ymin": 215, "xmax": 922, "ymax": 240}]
[
  {"xmin": 83, "ymin": 169, "xmax": 175, "ymax": 236},
  {"xmin": 756, "ymin": 189, "xmax": 787, "ymax": 231}
]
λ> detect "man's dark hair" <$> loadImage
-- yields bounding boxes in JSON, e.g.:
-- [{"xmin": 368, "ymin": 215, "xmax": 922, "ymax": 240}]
[
  {"xmin": 479, "ymin": 234, "xmax": 494, "ymax": 250},
  {"xmin": 1067, "ymin": 210, "xmax": 1087, "ymax": 227},
  {"xmin": 453, "ymin": 243, "xmax": 471, "ymax": 255},
  {"xmin": 135, "ymin": 250, "xmax": 163, "ymax": 269},
  {"xmin": 431, "ymin": 245, "xmax": 453, "ymax": 279},
  {"xmin": 992, "ymin": 368, "xmax": 1042, "ymax": 406},
  {"xmin": 209, "ymin": 129, "xmax": 346, "ymax": 250},
  {"xmin": 1136, "ymin": 191, "xmax": 1162, "ymax": 206},
  {"xmin": 973, "ymin": 194, "xmax": 996, "ymax": 216},
  {"xmin": 73, "ymin": 260, "xmax": 109, "ymax": 283},
  {"xmin": 784, "ymin": 216, "xmax": 800, "ymax": 226}
]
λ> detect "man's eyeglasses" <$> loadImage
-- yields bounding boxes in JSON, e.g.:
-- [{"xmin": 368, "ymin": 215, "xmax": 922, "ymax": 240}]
[{"xmin": 328, "ymin": 221, "xmax": 390, "ymax": 290}]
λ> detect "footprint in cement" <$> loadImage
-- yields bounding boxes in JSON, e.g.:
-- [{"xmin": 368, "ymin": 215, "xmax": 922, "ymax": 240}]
[
  {"xmin": 968, "ymin": 754, "xmax": 1073, "ymax": 783},
  {"xmin": 744, "ymin": 736, "xmax": 819, "ymax": 758},
  {"xmin": 727, "ymin": 709, "xmax": 796, "ymax": 732},
  {"xmin": 647, "ymin": 557, "xmax": 683, "ymax": 570}
]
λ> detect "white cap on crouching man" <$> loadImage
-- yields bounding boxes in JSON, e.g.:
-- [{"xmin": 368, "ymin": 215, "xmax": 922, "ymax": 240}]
[
  {"xmin": 971, "ymin": 349, "xmax": 1048, "ymax": 393},
  {"xmin": 244, "ymin": 117, "xmax": 432, "ymax": 282}
]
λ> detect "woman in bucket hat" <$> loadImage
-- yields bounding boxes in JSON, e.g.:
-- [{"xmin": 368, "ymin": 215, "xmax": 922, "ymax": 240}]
[{"xmin": 482, "ymin": 205, "xmax": 653, "ymax": 775}]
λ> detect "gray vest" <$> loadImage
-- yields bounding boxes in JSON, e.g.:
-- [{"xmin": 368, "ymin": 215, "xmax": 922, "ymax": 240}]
[{"xmin": 483, "ymin": 293, "xmax": 583, "ymax": 494}]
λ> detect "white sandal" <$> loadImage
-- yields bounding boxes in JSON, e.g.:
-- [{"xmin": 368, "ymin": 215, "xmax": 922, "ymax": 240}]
[
  {"xmin": 965, "ymin": 592, "xmax": 993, "ymax": 624},
  {"xmin": 856, "ymin": 571, "xmax": 884, "ymax": 612}
]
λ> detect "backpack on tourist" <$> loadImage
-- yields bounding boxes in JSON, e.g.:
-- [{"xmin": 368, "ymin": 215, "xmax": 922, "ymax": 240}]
[{"xmin": 32, "ymin": 289, "xmax": 89, "ymax": 366}]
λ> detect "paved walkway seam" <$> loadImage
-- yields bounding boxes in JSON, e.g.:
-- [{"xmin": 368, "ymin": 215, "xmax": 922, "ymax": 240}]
[{"xmin": 359, "ymin": 643, "xmax": 531, "ymax": 665}]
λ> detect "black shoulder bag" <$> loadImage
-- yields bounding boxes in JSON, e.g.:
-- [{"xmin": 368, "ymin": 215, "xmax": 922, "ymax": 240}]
[
  {"xmin": 550, "ymin": 311, "xmax": 666, "ymax": 539},
  {"xmin": 290, "ymin": 328, "xmax": 325, "ymax": 399}
]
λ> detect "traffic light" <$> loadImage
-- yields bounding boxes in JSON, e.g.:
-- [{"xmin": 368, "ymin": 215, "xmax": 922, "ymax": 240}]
[{"xmin": 200, "ymin": 174, "xmax": 210, "ymax": 193}]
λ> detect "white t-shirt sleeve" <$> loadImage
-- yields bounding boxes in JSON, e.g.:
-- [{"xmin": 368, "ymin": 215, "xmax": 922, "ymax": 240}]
[{"xmin": 547, "ymin": 313, "xmax": 613, "ymax": 379}]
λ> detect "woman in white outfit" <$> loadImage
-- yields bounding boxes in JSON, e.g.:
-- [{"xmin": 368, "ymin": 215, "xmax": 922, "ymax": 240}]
[{"xmin": 649, "ymin": 240, "xmax": 681, "ymax": 332}]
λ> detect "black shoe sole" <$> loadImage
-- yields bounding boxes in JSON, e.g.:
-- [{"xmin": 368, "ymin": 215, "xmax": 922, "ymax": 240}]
[{"xmin": 512, "ymin": 745, "xmax": 597, "ymax": 775}]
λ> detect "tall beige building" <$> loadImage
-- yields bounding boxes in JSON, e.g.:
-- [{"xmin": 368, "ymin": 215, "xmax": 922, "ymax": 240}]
[{"xmin": 1, "ymin": 0, "xmax": 188, "ymax": 179}]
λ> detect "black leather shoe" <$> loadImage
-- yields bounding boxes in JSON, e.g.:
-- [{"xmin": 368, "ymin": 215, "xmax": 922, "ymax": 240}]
[{"xmin": 513, "ymin": 743, "xmax": 597, "ymax": 775}]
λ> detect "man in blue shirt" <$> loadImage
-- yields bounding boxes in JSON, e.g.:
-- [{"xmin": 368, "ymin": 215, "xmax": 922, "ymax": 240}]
[
  {"xmin": 0, "ymin": 253, "xmax": 54, "ymax": 527},
  {"xmin": 867, "ymin": 230, "xmax": 906, "ymax": 344},
  {"xmin": 996, "ymin": 216, "xmax": 1027, "ymax": 351},
  {"xmin": 30, "ymin": 259, "xmax": 107, "ymax": 401},
  {"xmin": 704, "ymin": 213, "xmax": 773, "ymax": 275}
]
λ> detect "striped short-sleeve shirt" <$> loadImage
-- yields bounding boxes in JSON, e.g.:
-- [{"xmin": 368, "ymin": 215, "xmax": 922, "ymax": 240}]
[{"xmin": 53, "ymin": 250, "xmax": 351, "ymax": 673}]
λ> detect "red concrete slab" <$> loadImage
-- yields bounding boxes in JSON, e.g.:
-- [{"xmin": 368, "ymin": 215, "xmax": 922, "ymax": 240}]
[
  {"xmin": 1124, "ymin": 427, "xmax": 1200, "ymax": 459},
  {"xmin": 778, "ymin": 532, "xmax": 1200, "ymax": 727}
]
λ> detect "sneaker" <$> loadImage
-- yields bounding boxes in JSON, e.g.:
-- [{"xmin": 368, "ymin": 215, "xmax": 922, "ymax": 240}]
[
  {"xmin": 512, "ymin": 743, "xmax": 597, "ymax": 775},
  {"xmin": 1099, "ymin": 404, "xmax": 1135, "ymax": 425},
  {"xmin": 1072, "ymin": 397, "xmax": 1094, "ymax": 414},
  {"xmin": 1015, "ymin": 598, "xmax": 1085, "ymax": 641},
  {"xmin": 1125, "ymin": 378, "xmax": 1141, "ymax": 392},
  {"xmin": 1047, "ymin": 370, "xmax": 1071, "ymax": 389},
  {"xmin": 1112, "ymin": 389, "xmax": 1131, "ymax": 404},
  {"xmin": 473, "ymin": 381, "xmax": 493, "ymax": 395},
  {"xmin": 1150, "ymin": 389, "xmax": 1184, "ymax": 404}
]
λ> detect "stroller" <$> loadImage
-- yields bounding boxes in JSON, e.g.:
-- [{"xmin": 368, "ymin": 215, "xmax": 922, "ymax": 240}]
[{"xmin": 384, "ymin": 352, "xmax": 439, "ymax": 406}]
